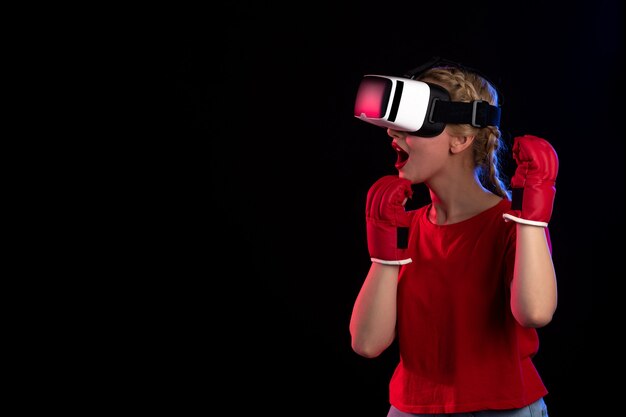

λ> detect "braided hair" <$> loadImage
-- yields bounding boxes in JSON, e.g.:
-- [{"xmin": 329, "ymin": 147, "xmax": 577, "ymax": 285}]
[{"xmin": 417, "ymin": 67, "xmax": 511, "ymax": 199}]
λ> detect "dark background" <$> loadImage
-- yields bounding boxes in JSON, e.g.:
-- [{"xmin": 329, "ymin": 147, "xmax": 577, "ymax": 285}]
[{"xmin": 174, "ymin": 1, "xmax": 623, "ymax": 415}]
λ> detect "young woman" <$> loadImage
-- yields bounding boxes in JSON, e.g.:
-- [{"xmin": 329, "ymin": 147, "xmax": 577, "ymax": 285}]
[{"xmin": 350, "ymin": 62, "xmax": 558, "ymax": 416}]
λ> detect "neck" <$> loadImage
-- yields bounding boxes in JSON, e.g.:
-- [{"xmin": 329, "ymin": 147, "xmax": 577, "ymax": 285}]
[{"xmin": 427, "ymin": 180, "xmax": 501, "ymax": 225}]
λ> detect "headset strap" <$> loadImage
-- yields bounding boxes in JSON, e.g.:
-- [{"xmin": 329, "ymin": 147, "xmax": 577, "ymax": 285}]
[{"xmin": 430, "ymin": 100, "xmax": 501, "ymax": 128}]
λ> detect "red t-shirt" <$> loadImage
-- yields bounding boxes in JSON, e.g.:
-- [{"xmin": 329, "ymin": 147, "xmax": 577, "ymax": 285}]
[{"xmin": 390, "ymin": 199, "xmax": 548, "ymax": 413}]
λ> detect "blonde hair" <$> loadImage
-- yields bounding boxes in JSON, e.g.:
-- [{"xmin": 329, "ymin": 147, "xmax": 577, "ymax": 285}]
[{"xmin": 417, "ymin": 67, "xmax": 511, "ymax": 199}]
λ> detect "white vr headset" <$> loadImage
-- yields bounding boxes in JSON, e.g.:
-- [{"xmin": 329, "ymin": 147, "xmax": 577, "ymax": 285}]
[{"xmin": 354, "ymin": 72, "xmax": 502, "ymax": 137}]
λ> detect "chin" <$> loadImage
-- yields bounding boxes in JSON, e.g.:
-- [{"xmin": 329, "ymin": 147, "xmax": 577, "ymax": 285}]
[
  {"xmin": 397, "ymin": 171, "xmax": 411, "ymax": 182},
  {"xmin": 398, "ymin": 171, "xmax": 420, "ymax": 184}
]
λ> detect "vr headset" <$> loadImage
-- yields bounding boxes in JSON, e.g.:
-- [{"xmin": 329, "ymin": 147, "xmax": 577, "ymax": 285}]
[{"xmin": 353, "ymin": 57, "xmax": 502, "ymax": 137}]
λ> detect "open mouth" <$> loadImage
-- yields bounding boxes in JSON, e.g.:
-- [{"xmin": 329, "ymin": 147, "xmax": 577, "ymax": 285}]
[{"xmin": 392, "ymin": 142, "xmax": 409, "ymax": 169}]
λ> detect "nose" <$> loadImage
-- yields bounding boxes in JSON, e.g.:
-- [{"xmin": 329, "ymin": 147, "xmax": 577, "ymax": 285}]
[{"xmin": 387, "ymin": 128, "xmax": 406, "ymax": 140}]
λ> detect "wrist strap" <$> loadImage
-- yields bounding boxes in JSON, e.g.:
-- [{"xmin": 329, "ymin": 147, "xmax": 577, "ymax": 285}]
[
  {"xmin": 371, "ymin": 257, "xmax": 412, "ymax": 265},
  {"xmin": 502, "ymin": 213, "xmax": 548, "ymax": 227}
]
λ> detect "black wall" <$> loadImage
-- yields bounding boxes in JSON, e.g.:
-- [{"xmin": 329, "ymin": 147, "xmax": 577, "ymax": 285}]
[{"xmin": 176, "ymin": 2, "xmax": 624, "ymax": 415}]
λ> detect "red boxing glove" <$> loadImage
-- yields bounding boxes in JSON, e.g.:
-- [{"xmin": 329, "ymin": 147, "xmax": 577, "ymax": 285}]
[
  {"xmin": 366, "ymin": 175, "xmax": 415, "ymax": 265},
  {"xmin": 503, "ymin": 135, "xmax": 559, "ymax": 227}
]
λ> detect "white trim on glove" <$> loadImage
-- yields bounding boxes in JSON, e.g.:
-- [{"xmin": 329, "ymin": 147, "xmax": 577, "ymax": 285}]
[
  {"xmin": 502, "ymin": 213, "xmax": 548, "ymax": 227},
  {"xmin": 371, "ymin": 258, "xmax": 413, "ymax": 265}
]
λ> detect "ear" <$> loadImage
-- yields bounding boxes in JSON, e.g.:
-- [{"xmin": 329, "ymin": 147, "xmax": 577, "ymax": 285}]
[{"xmin": 449, "ymin": 135, "xmax": 475, "ymax": 154}]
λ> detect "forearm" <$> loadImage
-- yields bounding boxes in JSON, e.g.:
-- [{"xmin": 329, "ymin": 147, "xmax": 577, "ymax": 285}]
[
  {"xmin": 349, "ymin": 262, "xmax": 399, "ymax": 358},
  {"xmin": 510, "ymin": 224, "xmax": 558, "ymax": 327}
]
